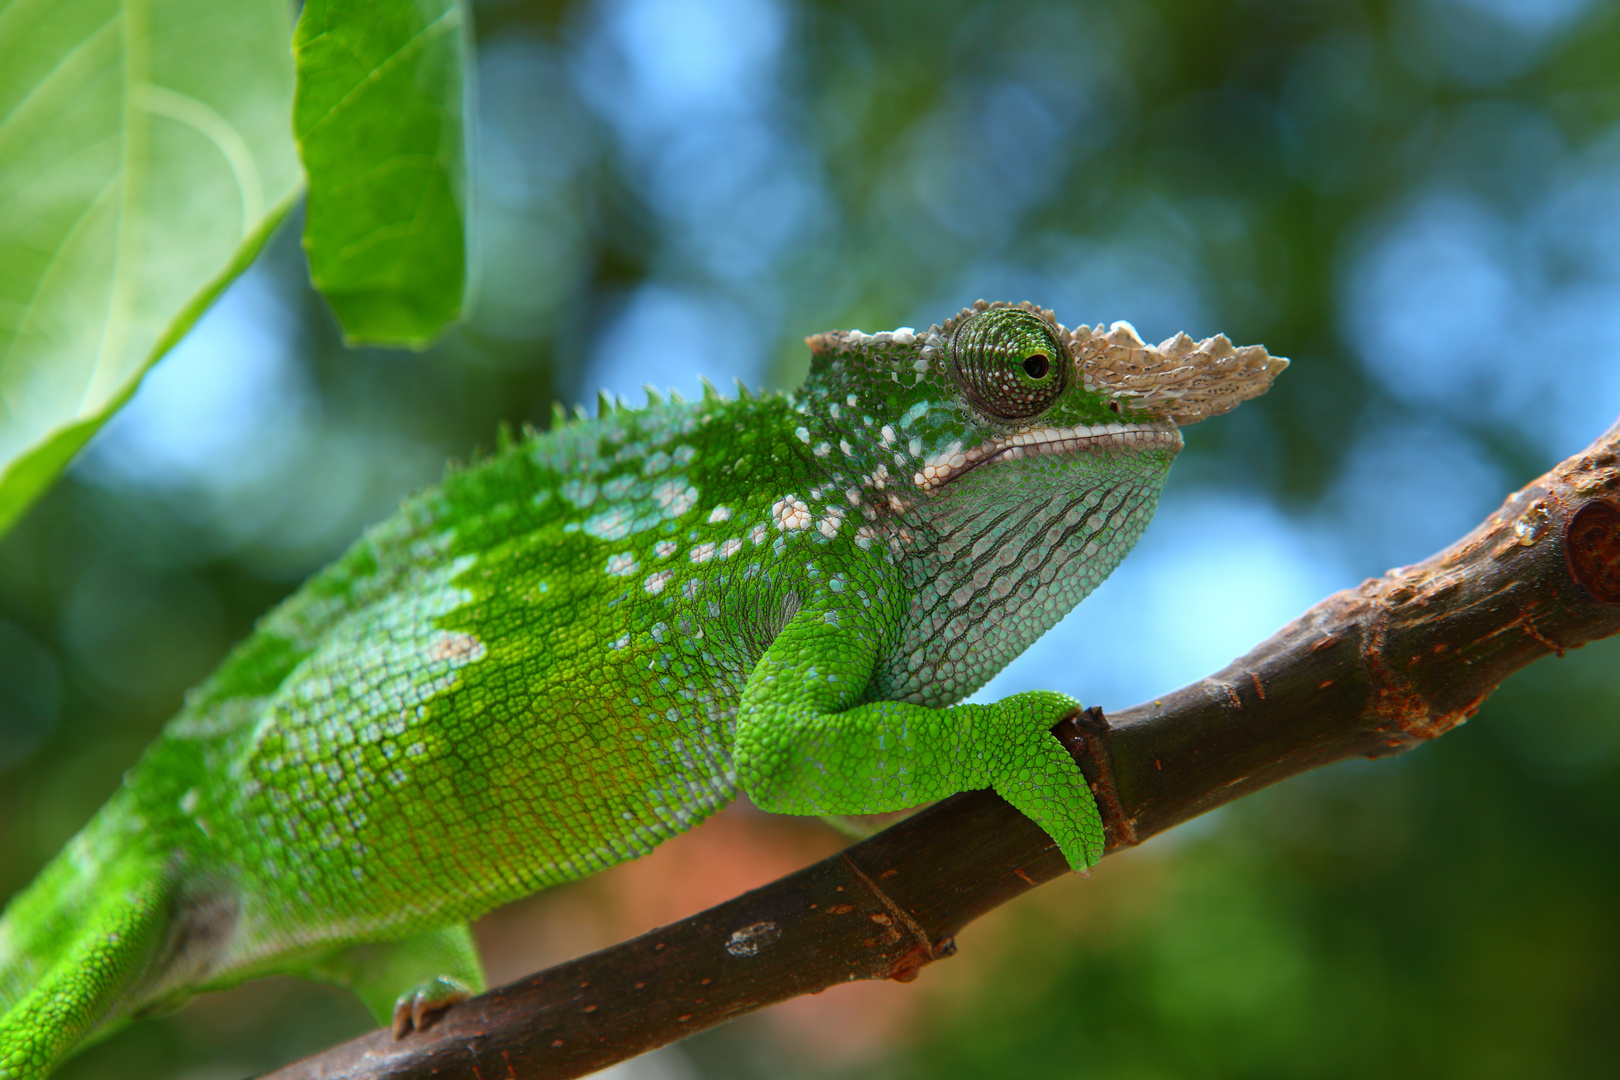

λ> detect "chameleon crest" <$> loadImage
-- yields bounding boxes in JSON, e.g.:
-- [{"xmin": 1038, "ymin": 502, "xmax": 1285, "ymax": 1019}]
[{"xmin": 0, "ymin": 302, "xmax": 1285, "ymax": 1079}]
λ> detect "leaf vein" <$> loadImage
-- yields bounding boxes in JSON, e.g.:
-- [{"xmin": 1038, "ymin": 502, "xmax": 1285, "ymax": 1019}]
[{"xmin": 135, "ymin": 84, "xmax": 265, "ymax": 227}]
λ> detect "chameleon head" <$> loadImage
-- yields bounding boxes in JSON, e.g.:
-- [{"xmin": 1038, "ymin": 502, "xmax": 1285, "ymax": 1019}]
[
  {"xmin": 802, "ymin": 298, "xmax": 1289, "ymax": 499},
  {"xmin": 800, "ymin": 300, "xmax": 1288, "ymax": 702}
]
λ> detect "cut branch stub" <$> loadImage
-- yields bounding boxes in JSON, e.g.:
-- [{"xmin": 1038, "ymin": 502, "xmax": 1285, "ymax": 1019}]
[{"xmin": 1567, "ymin": 499, "xmax": 1620, "ymax": 604}]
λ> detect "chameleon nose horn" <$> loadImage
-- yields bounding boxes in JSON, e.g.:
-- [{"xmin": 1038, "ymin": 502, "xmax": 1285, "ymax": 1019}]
[{"xmin": 1071, "ymin": 320, "xmax": 1289, "ymax": 426}]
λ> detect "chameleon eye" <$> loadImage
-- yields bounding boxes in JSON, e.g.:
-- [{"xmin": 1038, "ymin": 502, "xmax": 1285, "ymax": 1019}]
[{"xmin": 947, "ymin": 309, "xmax": 1068, "ymax": 420}]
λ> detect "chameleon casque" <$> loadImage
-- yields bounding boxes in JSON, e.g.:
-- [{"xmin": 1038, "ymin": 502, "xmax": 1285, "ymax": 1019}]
[{"xmin": 0, "ymin": 301, "xmax": 1285, "ymax": 1077}]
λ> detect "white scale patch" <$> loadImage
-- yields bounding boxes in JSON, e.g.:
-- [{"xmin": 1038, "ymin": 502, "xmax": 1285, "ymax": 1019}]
[
  {"xmin": 584, "ymin": 507, "xmax": 635, "ymax": 541},
  {"xmin": 561, "ymin": 479, "xmax": 598, "ymax": 507},
  {"xmin": 578, "ymin": 476, "xmax": 701, "ymax": 541},
  {"xmin": 653, "ymin": 478, "xmax": 699, "ymax": 517},
  {"xmin": 772, "ymin": 497, "xmax": 811, "ymax": 531}
]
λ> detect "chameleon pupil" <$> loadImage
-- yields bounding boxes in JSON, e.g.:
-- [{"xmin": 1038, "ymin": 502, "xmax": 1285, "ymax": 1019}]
[{"xmin": 1023, "ymin": 353, "xmax": 1050, "ymax": 379}]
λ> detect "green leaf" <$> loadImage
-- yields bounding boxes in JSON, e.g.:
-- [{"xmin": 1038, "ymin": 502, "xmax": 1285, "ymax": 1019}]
[
  {"xmin": 294, "ymin": 0, "xmax": 472, "ymax": 348},
  {"xmin": 0, "ymin": 0, "xmax": 302, "ymax": 537}
]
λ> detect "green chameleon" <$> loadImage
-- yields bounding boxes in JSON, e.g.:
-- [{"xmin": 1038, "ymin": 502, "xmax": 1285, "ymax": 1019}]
[{"xmin": 0, "ymin": 301, "xmax": 1285, "ymax": 1077}]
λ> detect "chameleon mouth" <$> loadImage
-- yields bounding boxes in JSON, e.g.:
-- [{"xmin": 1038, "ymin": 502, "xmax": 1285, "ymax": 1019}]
[{"xmin": 912, "ymin": 422, "xmax": 1183, "ymax": 493}]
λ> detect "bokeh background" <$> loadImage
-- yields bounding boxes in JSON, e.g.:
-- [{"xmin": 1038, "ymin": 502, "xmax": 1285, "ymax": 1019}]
[{"xmin": 4, "ymin": 0, "xmax": 1620, "ymax": 1076}]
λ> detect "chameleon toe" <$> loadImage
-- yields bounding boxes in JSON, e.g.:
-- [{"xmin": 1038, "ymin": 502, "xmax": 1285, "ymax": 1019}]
[{"xmin": 390, "ymin": 976, "xmax": 474, "ymax": 1040}]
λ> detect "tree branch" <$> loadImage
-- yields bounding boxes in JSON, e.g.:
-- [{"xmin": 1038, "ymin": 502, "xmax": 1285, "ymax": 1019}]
[{"xmin": 261, "ymin": 416, "xmax": 1620, "ymax": 1080}]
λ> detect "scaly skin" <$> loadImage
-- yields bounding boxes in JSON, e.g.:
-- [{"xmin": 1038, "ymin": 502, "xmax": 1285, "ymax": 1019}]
[{"xmin": 0, "ymin": 302, "xmax": 1285, "ymax": 1077}]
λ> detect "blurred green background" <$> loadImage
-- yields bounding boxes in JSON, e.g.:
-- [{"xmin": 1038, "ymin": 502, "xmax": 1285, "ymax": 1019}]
[{"xmin": 4, "ymin": 0, "xmax": 1620, "ymax": 1077}]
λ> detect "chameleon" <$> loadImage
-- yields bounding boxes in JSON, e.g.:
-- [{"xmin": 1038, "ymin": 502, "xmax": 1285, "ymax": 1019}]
[{"xmin": 0, "ymin": 300, "xmax": 1285, "ymax": 1078}]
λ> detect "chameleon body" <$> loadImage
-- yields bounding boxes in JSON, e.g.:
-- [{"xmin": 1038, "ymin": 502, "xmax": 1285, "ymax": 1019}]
[{"xmin": 0, "ymin": 302, "xmax": 1284, "ymax": 1077}]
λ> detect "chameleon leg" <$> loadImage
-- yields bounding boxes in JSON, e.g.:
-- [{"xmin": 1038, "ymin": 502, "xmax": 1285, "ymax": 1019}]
[
  {"xmin": 733, "ymin": 600, "xmax": 1104, "ymax": 871},
  {"xmin": 303, "ymin": 922, "xmax": 485, "ymax": 1038},
  {"xmin": 0, "ymin": 862, "xmax": 171, "ymax": 1080}
]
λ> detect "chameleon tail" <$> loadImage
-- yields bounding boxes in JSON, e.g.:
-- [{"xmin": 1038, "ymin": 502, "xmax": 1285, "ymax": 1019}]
[{"xmin": 0, "ymin": 845, "xmax": 172, "ymax": 1080}]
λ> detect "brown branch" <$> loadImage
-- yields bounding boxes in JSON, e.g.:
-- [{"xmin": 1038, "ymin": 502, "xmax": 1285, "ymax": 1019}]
[{"xmin": 261, "ymin": 416, "xmax": 1620, "ymax": 1080}]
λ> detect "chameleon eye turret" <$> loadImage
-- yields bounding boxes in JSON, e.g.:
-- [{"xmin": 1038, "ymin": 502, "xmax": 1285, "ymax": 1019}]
[{"xmin": 947, "ymin": 308, "xmax": 1068, "ymax": 420}]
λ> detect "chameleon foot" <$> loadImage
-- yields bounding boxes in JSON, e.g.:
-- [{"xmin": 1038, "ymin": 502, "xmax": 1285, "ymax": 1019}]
[{"xmin": 390, "ymin": 976, "xmax": 474, "ymax": 1039}]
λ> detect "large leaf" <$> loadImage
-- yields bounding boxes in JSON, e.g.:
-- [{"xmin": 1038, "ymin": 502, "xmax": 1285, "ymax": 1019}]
[
  {"xmin": 294, "ymin": 0, "xmax": 471, "ymax": 348},
  {"xmin": 0, "ymin": 0, "xmax": 301, "ymax": 536}
]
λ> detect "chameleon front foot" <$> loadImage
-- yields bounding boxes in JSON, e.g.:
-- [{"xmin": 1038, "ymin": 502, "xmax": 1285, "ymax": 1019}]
[{"xmin": 390, "ymin": 975, "xmax": 474, "ymax": 1039}]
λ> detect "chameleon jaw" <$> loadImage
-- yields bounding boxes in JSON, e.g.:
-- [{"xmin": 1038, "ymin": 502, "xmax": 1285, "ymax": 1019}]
[{"xmin": 912, "ymin": 422, "xmax": 1184, "ymax": 493}]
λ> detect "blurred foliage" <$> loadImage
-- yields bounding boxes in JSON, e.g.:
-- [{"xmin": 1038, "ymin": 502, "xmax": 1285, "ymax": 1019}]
[
  {"xmin": 3, "ymin": 0, "xmax": 1620, "ymax": 1077},
  {"xmin": 294, "ymin": 0, "xmax": 473, "ymax": 345},
  {"xmin": 0, "ymin": 0, "xmax": 300, "ymax": 535}
]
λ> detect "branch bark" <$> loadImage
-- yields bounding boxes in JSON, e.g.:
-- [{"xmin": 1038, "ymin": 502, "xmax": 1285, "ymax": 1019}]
[{"xmin": 261, "ymin": 416, "xmax": 1620, "ymax": 1080}]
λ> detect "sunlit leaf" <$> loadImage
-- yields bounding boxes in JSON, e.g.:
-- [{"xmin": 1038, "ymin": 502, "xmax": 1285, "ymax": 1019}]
[
  {"xmin": 0, "ymin": 0, "xmax": 301, "ymax": 537},
  {"xmin": 294, "ymin": 0, "xmax": 472, "ymax": 348}
]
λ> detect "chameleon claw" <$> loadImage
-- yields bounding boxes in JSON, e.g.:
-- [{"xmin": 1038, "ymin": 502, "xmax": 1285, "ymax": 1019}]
[{"xmin": 390, "ymin": 976, "xmax": 473, "ymax": 1039}]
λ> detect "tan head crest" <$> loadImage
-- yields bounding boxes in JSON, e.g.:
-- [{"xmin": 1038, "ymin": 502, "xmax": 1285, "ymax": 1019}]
[{"xmin": 1069, "ymin": 320, "xmax": 1289, "ymax": 426}]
